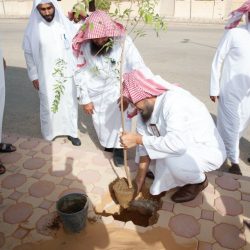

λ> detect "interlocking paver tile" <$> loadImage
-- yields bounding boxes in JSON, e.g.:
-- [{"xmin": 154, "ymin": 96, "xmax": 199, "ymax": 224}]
[
  {"xmin": 32, "ymin": 171, "xmax": 45, "ymax": 179},
  {"xmin": 173, "ymin": 204, "xmax": 201, "ymax": 219},
  {"xmin": 3, "ymin": 202, "xmax": 33, "ymax": 224},
  {"xmin": 169, "ymin": 214, "xmax": 200, "ymax": 238},
  {"xmin": 197, "ymin": 241, "xmax": 213, "ymax": 250},
  {"xmin": 19, "ymin": 194, "xmax": 44, "ymax": 208},
  {"xmin": 215, "ymin": 196, "xmax": 243, "ymax": 216},
  {"xmin": 240, "ymin": 201, "xmax": 250, "ymax": 218},
  {"xmin": 8, "ymin": 191, "xmax": 23, "ymax": 201},
  {"xmin": 26, "ymin": 151, "xmax": 38, "ymax": 157},
  {"xmin": 19, "ymin": 140, "xmax": 39, "ymax": 150},
  {"xmin": 201, "ymin": 210, "xmax": 214, "ymax": 221},
  {"xmin": 0, "ymin": 198, "xmax": 16, "ymax": 214},
  {"xmin": 12, "ymin": 227, "xmax": 30, "ymax": 239},
  {"xmin": 214, "ymin": 187, "xmax": 242, "ymax": 200},
  {"xmin": 65, "ymin": 149, "xmax": 89, "ymax": 159},
  {"xmin": 212, "ymin": 243, "xmax": 231, "ymax": 250},
  {"xmin": 213, "ymin": 223, "xmax": 246, "ymax": 249},
  {"xmin": 2, "ymin": 237, "xmax": 21, "ymax": 250},
  {"xmin": 242, "ymin": 193, "xmax": 250, "ymax": 202},
  {"xmin": 59, "ymin": 178, "xmax": 73, "ymax": 186},
  {"xmin": 215, "ymin": 175, "xmax": 240, "ymax": 191},
  {"xmin": 153, "ymin": 210, "xmax": 173, "ymax": 229},
  {"xmin": 6, "ymin": 165, "xmax": 19, "ymax": 172},
  {"xmin": 16, "ymin": 178, "xmax": 37, "ymax": 193},
  {"xmin": 1, "ymin": 152, "xmax": 22, "ymax": 164},
  {"xmin": 45, "ymin": 185, "xmax": 67, "ymax": 202},
  {"xmin": 239, "ymin": 180, "xmax": 250, "ymax": 194},
  {"xmin": 78, "ymin": 169, "xmax": 101, "ymax": 185},
  {"xmin": 0, "ymin": 222, "xmax": 18, "ymax": 236},
  {"xmin": 91, "ymin": 186, "xmax": 105, "ymax": 196},
  {"xmin": 21, "ymin": 230, "xmax": 53, "ymax": 245},
  {"xmin": 39, "ymin": 200, "xmax": 54, "ymax": 210},
  {"xmin": 161, "ymin": 201, "xmax": 174, "ymax": 212},
  {"xmin": 29, "ymin": 180, "xmax": 55, "ymax": 198},
  {"xmin": 49, "ymin": 164, "xmax": 72, "ymax": 177},
  {"xmin": 23, "ymin": 157, "xmax": 46, "ymax": 170},
  {"xmin": 171, "ymin": 233, "xmax": 198, "ymax": 247},
  {"xmin": 36, "ymin": 212, "xmax": 58, "ymax": 236},
  {"xmin": 0, "ymin": 232, "xmax": 5, "ymax": 248},
  {"xmin": 214, "ymin": 212, "xmax": 244, "ymax": 228},
  {"xmin": 21, "ymin": 208, "xmax": 48, "ymax": 230},
  {"xmin": 1, "ymin": 133, "xmax": 250, "ymax": 249},
  {"xmin": 41, "ymin": 144, "xmax": 62, "ymax": 155},
  {"xmin": 2, "ymin": 173, "xmax": 26, "ymax": 189},
  {"xmin": 182, "ymin": 193, "xmax": 203, "ymax": 207},
  {"xmin": 2, "ymin": 134, "xmax": 19, "ymax": 144},
  {"xmin": 243, "ymin": 223, "xmax": 250, "ymax": 250},
  {"xmin": 196, "ymin": 219, "xmax": 216, "ymax": 243},
  {"xmin": 40, "ymin": 173, "xmax": 63, "ymax": 184},
  {"xmin": 203, "ymin": 182, "xmax": 215, "ymax": 195}
]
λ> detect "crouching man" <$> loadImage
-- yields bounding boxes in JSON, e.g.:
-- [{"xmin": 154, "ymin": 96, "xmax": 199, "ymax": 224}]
[{"xmin": 120, "ymin": 70, "xmax": 226, "ymax": 203}]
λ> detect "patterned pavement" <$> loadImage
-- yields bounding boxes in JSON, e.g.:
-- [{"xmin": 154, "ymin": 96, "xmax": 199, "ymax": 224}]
[{"xmin": 0, "ymin": 133, "xmax": 250, "ymax": 250}]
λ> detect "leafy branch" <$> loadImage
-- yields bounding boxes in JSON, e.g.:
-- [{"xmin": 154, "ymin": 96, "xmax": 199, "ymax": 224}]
[{"xmin": 51, "ymin": 59, "xmax": 67, "ymax": 113}]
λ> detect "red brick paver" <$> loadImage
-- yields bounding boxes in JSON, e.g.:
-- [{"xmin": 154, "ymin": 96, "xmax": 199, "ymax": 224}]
[{"xmin": 1, "ymin": 134, "xmax": 250, "ymax": 250}]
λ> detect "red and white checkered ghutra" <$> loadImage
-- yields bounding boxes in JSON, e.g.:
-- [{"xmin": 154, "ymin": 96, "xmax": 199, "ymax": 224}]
[
  {"xmin": 72, "ymin": 10, "xmax": 125, "ymax": 57},
  {"xmin": 123, "ymin": 70, "xmax": 168, "ymax": 104}
]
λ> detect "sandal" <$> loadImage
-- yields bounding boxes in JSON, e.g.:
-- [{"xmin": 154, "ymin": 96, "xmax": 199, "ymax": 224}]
[
  {"xmin": 0, "ymin": 143, "xmax": 16, "ymax": 153},
  {"xmin": 0, "ymin": 162, "xmax": 6, "ymax": 175}
]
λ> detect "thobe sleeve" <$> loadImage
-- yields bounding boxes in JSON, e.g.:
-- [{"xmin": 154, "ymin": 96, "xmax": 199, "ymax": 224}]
[
  {"xmin": 210, "ymin": 30, "xmax": 233, "ymax": 96},
  {"xmin": 142, "ymin": 100, "xmax": 188, "ymax": 160},
  {"xmin": 24, "ymin": 52, "xmax": 38, "ymax": 82},
  {"xmin": 23, "ymin": 35, "xmax": 38, "ymax": 82},
  {"xmin": 74, "ymin": 68, "xmax": 91, "ymax": 105}
]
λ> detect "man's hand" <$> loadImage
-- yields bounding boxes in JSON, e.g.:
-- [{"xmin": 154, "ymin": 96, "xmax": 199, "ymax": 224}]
[
  {"xmin": 82, "ymin": 102, "xmax": 94, "ymax": 115},
  {"xmin": 120, "ymin": 132, "xmax": 142, "ymax": 149},
  {"xmin": 32, "ymin": 79, "xmax": 39, "ymax": 90},
  {"xmin": 135, "ymin": 156, "xmax": 150, "ymax": 195},
  {"xmin": 210, "ymin": 96, "xmax": 219, "ymax": 103}
]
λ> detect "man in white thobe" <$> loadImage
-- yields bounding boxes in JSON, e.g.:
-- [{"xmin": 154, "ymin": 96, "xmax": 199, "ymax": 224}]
[
  {"xmin": 210, "ymin": 1, "xmax": 250, "ymax": 175},
  {"xmin": 120, "ymin": 70, "xmax": 226, "ymax": 203},
  {"xmin": 23, "ymin": 0, "xmax": 81, "ymax": 145},
  {"xmin": 0, "ymin": 49, "xmax": 16, "ymax": 175},
  {"xmin": 73, "ymin": 10, "xmax": 149, "ymax": 166}
]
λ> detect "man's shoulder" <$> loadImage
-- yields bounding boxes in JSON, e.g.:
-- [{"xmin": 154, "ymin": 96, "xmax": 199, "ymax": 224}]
[{"xmin": 227, "ymin": 25, "xmax": 249, "ymax": 36}]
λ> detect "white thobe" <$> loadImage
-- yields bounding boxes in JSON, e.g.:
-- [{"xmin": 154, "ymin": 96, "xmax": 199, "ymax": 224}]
[
  {"xmin": 75, "ymin": 36, "xmax": 147, "ymax": 148},
  {"xmin": 137, "ymin": 88, "xmax": 226, "ymax": 195},
  {"xmin": 24, "ymin": 19, "xmax": 78, "ymax": 141},
  {"xmin": 210, "ymin": 24, "xmax": 250, "ymax": 164},
  {"xmin": 0, "ymin": 48, "xmax": 5, "ymax": 143}
]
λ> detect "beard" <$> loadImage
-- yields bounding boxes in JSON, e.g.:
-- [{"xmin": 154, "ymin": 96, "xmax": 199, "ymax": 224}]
[
  {"xmin": 40, "ymin": 10, "xmax": 55, "ymax": 22},
  {"xmin": 43, "ymin": 14, "xmax": 54, "ymax": 22},
  {"xmin": 140, "ymin": 102, "xmax": 154, "ymax": 123},
  {"xmin": 90, "ymin": 39, "xmax": 113, "ymax": 56}
]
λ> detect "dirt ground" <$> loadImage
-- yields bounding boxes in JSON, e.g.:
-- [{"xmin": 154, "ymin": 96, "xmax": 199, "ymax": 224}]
[{"xmin": 14, "ymin": 221, "xmax": 196, "ymax": 250}]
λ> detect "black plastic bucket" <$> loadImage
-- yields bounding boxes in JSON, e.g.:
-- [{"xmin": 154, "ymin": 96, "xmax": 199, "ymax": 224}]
[{"xmin": 56, "ymin": 193, "xmax": 88, "ymax": 233}]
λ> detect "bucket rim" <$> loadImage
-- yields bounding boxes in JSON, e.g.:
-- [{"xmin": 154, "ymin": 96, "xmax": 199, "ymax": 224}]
[{"xmin": 56, "ymin": 192, "xmax": 89, "ymax": 215}]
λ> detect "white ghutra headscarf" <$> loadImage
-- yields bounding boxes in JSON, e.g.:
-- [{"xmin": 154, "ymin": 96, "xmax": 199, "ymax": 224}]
[{"xmin": 22, "ymin": 0, "xmax": 76, "ymax": 67}]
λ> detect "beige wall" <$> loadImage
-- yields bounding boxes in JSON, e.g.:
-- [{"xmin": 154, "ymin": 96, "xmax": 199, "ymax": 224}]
[{"xmin": 0, "ymin": 0, "xmax": 247, "ymax": 19}]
